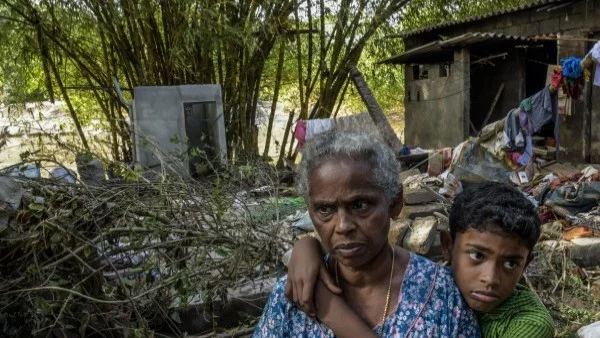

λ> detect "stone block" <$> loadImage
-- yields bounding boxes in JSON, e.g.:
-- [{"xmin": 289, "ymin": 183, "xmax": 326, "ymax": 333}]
[
  {"xmin": 530, "ymin": 8, "xmax": 552, "ymax": 22},
  {"xmin": 404, "ymin": 188, "xmax": 437, "ymax": 205},
  {"xmin": 539, "ymin": 18, "xmax": 560, "ymax": 34},
  {"xmin": 424, "ymin": 231, "xmax": 443, "ymax": 260},
  {"xmin": 503, "ymin": 25, "xmax": 522, "ymax": 36},
  {"xmin": 559, "ymin": 13, "xmax": 587, "ymax": 32},
  {"xmin": 572, "ymin": 0, "xmax": 593, "ymax": 14},
  {"xmin": 399, "ymin": 203, "xmax": 445, "ymax": 220},
  {"xmin": 389, "ymin": 219, "xmax": 411, "ymax": 245},
  {"xmin": 570, "ymin": 238, "xmax": 600, "ymax": 268},
  {"xmin": 175, "ymin": 276, "xmax": 276, "ymax": 334},
  {"xmin": 495, "ymin": 16, "xmax": 513, "ymax": 29},
  {"xmin": 520, "ymin": 22, "xmax": 540, "ymax": 36},
  {"xmin": 399, "ymin": 168, "xmax": 421, "ymax": 183},
  {"xmin": 402, "ymin": 216, "xmax": 437, "ymax": 255}
]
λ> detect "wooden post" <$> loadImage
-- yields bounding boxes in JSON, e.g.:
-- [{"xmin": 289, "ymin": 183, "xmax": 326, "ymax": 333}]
[{"xmin": 347, "ymin": 64, "xmax": 403, "ymax": 153}]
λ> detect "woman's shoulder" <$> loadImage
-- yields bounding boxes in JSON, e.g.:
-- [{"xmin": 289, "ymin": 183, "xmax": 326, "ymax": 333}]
[{"xmin": 405, "ymin": 253, "xmax": 454, "ymax": 286}]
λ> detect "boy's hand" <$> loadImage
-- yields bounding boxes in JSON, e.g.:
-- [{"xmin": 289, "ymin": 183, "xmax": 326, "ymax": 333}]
[
  {"xmin": 315, "ymin": 280, "xmax": 379, "ymax": 338},
  {"xmin": 285, "ymin": 236, "xmax": 342, "ymax": 316}
]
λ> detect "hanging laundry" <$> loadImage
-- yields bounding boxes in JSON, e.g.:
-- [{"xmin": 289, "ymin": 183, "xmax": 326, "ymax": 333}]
[
  {"xmin": 591, "ymin": 41, "xmax": 600, "ymax": 87},
  {"xmin": 560, "ymin": 57, "xmax": 583, "ymax": 79},
  {"xmin": 294, "ymin": 120, "xmax": 306, "ymax": 149},
  {"xmin": 518, "ymin": 86, "xmax": 560, "ymax": 164},
  {"xmin": 501, "ymin": 109, "xmax": 524, "ymax": 150},
  {"xmin": 560, "ymin": 57, "xmax": 584, "ymax": 99},
  {"xmin": 305, "ymin": 118, "xmax": 336, "ymax": 140},
  {"xmin": 519, "ymin": 86, "xmax": 558, "ymax": 133},
  {"xmin": 551, "ymin": 66, "xmax": 563, "ymax": 90},
  {"xmin": 517, "ymin": 112, "xmax": 534, "ymax": 166}
]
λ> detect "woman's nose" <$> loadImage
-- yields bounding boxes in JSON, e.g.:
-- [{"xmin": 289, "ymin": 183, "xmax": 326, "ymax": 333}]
[{"xmin": 335, "ymin": 209, "xmax": 356, "ymax": 234}]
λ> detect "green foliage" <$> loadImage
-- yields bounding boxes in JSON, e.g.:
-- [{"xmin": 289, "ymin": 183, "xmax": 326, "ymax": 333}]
[{"xmin": 0, "ymin": 0, "xmax": 541, "ymax": 161}]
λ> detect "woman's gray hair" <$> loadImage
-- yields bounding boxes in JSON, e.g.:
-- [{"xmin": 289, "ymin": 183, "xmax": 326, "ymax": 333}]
[{"xmin": 296, "ymin": 129, "xmax": 401, "ymax": 199}]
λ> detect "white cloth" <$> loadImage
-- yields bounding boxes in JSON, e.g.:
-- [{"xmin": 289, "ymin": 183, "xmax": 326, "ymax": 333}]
[
  {"xmin": 591, "ymin": 42, "xmax": 600, "ymax": 87},
  {"xmin": 305, "ymin": 119, "xmax": 336, "ymax": 140}
]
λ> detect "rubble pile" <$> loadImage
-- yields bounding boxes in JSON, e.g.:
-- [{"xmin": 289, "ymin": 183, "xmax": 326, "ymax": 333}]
[{"xmin": 0, "ymin": 166, "xmax": 289, "ymax": 337}]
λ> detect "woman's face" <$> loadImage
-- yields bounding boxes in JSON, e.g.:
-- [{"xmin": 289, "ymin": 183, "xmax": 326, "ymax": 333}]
[{"xmin": 307, "ymin": 155, "xmax": 402, "ymax": 269}]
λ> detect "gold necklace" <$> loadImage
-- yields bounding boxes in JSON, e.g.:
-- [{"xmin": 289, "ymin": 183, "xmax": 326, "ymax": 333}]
[{"xmin": 335, "ymin": 244, "xmax": 395, "ymax": 337}]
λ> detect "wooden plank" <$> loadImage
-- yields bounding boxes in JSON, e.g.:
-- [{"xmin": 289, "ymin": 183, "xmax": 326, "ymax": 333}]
[{"xmin": 480, "ymin": 83, "xmax": 505, "ymax": 132}]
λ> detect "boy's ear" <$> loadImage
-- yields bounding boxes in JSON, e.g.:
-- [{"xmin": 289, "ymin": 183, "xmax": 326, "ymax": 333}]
[
  {"xmin": 390, "ymin": 188, "xmax": 404, "ymax": 220},
  {"xmin": 440, "ymin": 230, "xmax": 453, "ymax": 263}
]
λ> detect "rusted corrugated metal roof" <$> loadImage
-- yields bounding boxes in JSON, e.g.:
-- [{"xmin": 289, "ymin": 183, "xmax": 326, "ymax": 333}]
[
  {"xmin": 397, "ymin": 0, "xmax": 570, "ymax": 38},
  {"xmin": 379, "ymin": 32, "xmax": 543, "ymax": 64}
]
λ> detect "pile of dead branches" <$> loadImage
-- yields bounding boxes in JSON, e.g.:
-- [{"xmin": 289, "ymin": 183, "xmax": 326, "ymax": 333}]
[{"xmin": 0, "ymin": 162, "xmax": 290, "ymax": 338}]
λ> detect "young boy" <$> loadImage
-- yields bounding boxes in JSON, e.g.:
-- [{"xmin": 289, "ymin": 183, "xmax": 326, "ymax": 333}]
[{"xmin": 286, "ymin": 181, "xmax": 554, "ymax": 338}]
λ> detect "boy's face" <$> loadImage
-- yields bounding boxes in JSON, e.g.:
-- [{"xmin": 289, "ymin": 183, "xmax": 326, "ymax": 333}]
[{"xmin": 441, "ymin": 227, "xmax": 532, "ymax": 313}]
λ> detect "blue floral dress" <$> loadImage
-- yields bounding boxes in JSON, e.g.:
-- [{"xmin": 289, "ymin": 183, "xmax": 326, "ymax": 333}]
[{"xmin": 252, "ymin": 253, "xmax": 481, "ymax": 337}]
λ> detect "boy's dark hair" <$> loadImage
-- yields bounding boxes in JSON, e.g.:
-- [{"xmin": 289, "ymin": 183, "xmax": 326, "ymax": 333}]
[{"xmin": 449, "ymin": 181, "xmax": 541, "ymax": 250}]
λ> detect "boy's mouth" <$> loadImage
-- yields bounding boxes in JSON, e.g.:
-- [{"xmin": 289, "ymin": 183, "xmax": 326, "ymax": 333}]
[{"xmin": 470, "ymin": 290, "xmax": 500, "ymax": 303}]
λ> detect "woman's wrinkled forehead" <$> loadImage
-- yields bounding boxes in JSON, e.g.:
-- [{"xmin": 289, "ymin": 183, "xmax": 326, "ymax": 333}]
[
  {"xmin": 308, "ymin": 156, "xmax": 383, "ymax": 195},
  {"xmin": 310, "ymin": 154, "xmax": 376, "ymax": 179}
]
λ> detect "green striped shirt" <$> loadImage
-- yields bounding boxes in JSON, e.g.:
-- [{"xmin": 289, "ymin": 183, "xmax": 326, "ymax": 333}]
[{"xmin": 479, "ymin": 285, "xmax": 554, "ymax": 338}]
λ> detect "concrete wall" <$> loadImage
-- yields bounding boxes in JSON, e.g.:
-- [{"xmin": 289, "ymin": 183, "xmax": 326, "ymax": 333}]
[
  {"xmin": 404, "ymin": 0, "xmax": 600, "ymax": 49},
  {"xmin": 132, "ymin": 85, "xmax": 227, "ymax": 172},
  {"xmin": 404, "ymin": 50, "xmax": 468, "ymax": 148},
  {"xmin": 402, "ymin": 0, "xmax": 600, "ymax": 161}
]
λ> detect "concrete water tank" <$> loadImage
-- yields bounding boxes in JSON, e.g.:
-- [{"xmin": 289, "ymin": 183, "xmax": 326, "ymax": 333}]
[{"xmin": 131, "ymin": 85, "xmax": 227, "ymax": 174}]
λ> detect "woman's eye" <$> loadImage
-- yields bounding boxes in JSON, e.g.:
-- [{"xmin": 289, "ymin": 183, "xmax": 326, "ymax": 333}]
[
  {"xmin": 316, "ymin": 205, "xmax": 334, "ymax": 214},
  {"xmin": 468, "ymin": 251, "xmax": 484, "ymax": 261},
  {"xmin": 351, "ymin": 200, "xmax": 369, "ymax": 211},
  {"xmin": 504, "ymin": 261, "xmax": 519, "ymax": 270}
]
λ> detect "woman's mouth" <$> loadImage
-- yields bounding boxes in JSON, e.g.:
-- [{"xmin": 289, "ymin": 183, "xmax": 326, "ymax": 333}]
[
  {"xmin": 334, "ymin": 243, "xmax": 364, "ymax": 257},
  {"xmin": 470, "ymin": 290, "xmax": 500, "ymax": 303}
]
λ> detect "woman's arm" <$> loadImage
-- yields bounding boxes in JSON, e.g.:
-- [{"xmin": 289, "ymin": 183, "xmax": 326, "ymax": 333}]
[{"xmin": 314, "ymin": 281, "xmax": 379, "ymax": 338}]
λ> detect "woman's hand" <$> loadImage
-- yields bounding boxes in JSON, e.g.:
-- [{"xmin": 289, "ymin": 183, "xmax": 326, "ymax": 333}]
[{"xmin": 285, "ymin": 236, "xmax": 341, "ymax": 316}]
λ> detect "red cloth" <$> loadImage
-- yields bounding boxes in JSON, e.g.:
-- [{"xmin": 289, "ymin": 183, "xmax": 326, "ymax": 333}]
[
  {"xmin": 537, "ymin": 207, "xmax": 557, "ymax": 224},
  {"xmin": 551, "ymin": 66, "xmax": 563, "ymax": 89},
  {"xmin": 294, "ymin": 120, "xmax": 306, "ymax": 149}
]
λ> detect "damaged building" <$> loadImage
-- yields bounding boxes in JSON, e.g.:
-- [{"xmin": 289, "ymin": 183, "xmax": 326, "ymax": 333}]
[{"xmin": 381, "ymin": 0, "xmax": 600, "ymax": 163}]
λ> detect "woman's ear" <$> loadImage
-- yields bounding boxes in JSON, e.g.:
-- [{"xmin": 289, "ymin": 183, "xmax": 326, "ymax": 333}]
[
  {"xmin": 440, "ymin": 230, "xmax": 454, "ymax": 264},
  {"xmin": 390, "ymin": 187, "xmax": 404, "ymax": 220}
]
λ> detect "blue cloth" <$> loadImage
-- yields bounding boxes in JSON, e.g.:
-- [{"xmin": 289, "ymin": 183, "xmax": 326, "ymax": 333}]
[
  {"xmin": 252, "ymin": 253, "xmax": 481, "ymax": 338},
  {"xmin": 560, "ymin": 57, "xmax": 583, "ymax": 79},
  {"xmin": 503, "ymin": 109, "xmax": 523, "ymax": 150},
  {"xmin": 518, "ymin": 135, "xmax": 533, "ymax": 166},
  {"xmin": 519, "ymin": 86, "xmax": 559, "ymax": 157},
  {"xmin": 399, "ymin": 145, "xmax": 411, "ymax": 156}
]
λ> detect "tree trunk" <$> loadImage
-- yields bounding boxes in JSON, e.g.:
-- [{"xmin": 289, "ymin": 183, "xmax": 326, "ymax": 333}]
[
  {"xmin": 347, "ymin": 63, "xmax": 402, "ymax": 153},
  {"xmin": 263, "ymin": 39, "xmax": 286, "ymax": 159},
  {"xmin": 277, "ymin": 110, "xmax": 295, "ymax": 168}
]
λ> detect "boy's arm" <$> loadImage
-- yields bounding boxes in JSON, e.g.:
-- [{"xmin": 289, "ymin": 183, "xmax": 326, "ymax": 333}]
[
  {"xmin": 500, "ymin": 319, "xmax": 554, "ymax": 338},
  {"xmin": 314, "ymin": 281, "xmax": 378, "ymax": 338},
  {"xmin": 285, "ymin": 236, "xmax": 341, "ymax": 316}
]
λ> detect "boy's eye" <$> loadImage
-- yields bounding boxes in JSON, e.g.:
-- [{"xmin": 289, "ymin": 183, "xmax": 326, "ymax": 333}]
[
  {"xmin": 468, "ymin": 251, "xmax": 484, "ymax": 262},
  {"xmin": 504, "ymin": 261, "xmax": 519, "ymax": 270}
]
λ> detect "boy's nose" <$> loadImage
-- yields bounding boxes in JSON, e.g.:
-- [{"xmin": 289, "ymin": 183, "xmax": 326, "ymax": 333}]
[{"xmin": 480, "ymin": 264, "xmax": 501, "ymax": 287}]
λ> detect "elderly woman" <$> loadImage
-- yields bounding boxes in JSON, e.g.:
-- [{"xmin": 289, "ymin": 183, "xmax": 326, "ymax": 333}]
[{"xmin": 252, "ymin": 130, "xmax": 480, "ymax": 337}]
